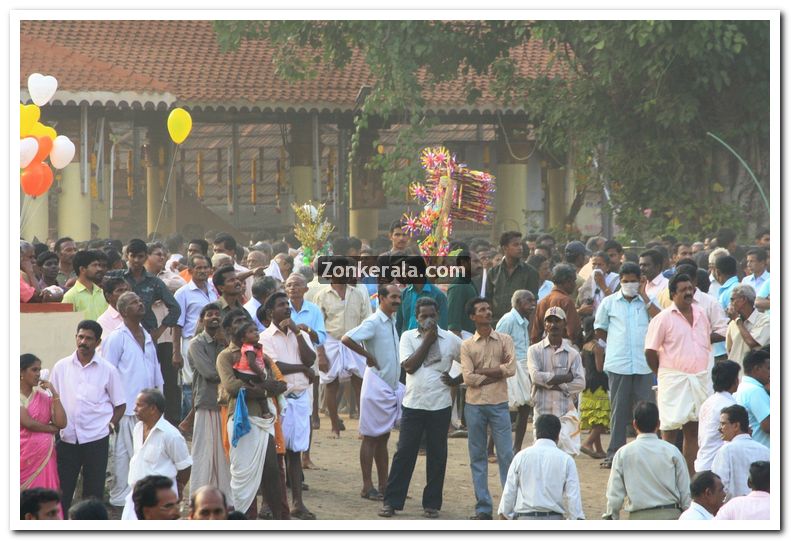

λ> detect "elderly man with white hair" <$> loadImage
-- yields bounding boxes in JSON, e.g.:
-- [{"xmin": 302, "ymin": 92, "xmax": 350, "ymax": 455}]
[
  {"xmin": 707, "ymin": 247, "xmax": 730, "ymax": 300},
  {"xmin": 726, "ymin": 284, "xmax": 770, "ymax": 368},
  {"xmin": 495, "ymin": 289, "xmax": 536, "ymax": 455}
]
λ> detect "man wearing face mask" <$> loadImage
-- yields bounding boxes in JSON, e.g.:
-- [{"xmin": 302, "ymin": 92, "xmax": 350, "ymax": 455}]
[{"xmin": 594, "ymin": 262, "xmax": 659, "ymax": 469}]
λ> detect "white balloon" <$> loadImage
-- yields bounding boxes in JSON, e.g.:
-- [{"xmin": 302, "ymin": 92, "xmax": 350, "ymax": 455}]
[
  {"xmin": 27, "ymin": 73, "xmax": 58, "ymax": 107},
  {"xmin": 20, "ymin": 137, "xmax": 38, "ymax": 168},
  {"xmin": 50, "ymin": 135, "xmax": 76, "ymax": 169}
]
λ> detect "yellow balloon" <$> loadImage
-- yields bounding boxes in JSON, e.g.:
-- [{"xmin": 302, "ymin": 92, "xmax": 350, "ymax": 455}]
[
  {"xmin": 20, "ymin": 103, "xmax": 40, "ymax": 138},
  {"xmin": 29, "ymin": 122, "xmax": 57, "ymax": 141},
  {"xmin": 167, "ymin": 108, "xmax": 192, "ymax": 145}
]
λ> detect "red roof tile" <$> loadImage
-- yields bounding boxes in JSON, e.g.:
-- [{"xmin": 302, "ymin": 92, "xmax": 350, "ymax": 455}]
[{"xmin": 20, "ymin": 20, "xmax": 564, "ymax": 113}]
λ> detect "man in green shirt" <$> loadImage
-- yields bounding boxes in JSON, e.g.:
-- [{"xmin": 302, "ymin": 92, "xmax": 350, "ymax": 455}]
[
  {"xmin": 485, "ymin": 232, "xmax": 539, "ymax": 326},
  {"xmin": 62, "ymin": 250, "xmax": 109, "ymax": 320},
  {"xmin": 447, "ymin": 249, "xmax": 482, "ymax": 338}
]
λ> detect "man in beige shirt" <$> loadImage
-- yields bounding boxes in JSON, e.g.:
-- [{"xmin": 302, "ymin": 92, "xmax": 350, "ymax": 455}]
[
  {"xmin": 726, "ymin": 284, "xmax": 770, "ymax": 367},
  {"xmin": 312, "ymin": 280, "xmax": 372, "ymax": 436},
  {"xmin": 604, "ymin": 401, "xmax": 691, "ymax": 520},
  {"xmin": 460, "ymin": 297, "xmax": 516, "ymax": 520}
]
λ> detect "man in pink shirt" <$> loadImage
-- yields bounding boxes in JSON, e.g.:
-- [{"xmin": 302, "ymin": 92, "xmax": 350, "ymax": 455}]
[
  {"xmin": 96, "ymin": 277, "xmax": 130, "ymax": 351},
  {"xmin": 645, "ymin": 273, "xmax": 712, "ymax": 476},
  {"xmin": 715, "ymin": 461, "xmax": 770, "ymax": 520}
]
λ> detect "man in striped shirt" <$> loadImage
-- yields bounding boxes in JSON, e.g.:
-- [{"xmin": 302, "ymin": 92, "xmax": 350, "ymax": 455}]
[{"xmin": 527, "ymin": 307, "xmax": 585, "ymax": 420}]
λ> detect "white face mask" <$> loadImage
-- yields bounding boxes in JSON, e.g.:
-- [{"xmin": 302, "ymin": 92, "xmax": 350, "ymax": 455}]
[{"xmin": 620, "ymin": 282, "xmax": 640, "ymax": 297}]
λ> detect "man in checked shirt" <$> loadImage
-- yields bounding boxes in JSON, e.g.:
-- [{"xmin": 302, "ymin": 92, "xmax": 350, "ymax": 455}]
[{"xmin": 527, "ymin": 306, "xmax": 585, "ymax": 422}]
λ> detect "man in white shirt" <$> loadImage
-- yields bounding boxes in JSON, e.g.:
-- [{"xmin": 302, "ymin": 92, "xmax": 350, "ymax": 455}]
[
  {"xmin": 378, "ymin": 298, "xmax": 463, "ymax": 519},
  {"xmin": 102, "ymin": 292, "xmax": 165, "ymax": 508},
  {"xmin": 122, "ymin": 389, "xmax": 192, "ymax": 520},
  {"xmin": 497, "ymin": 414, "xmax": 584, "ymax": 520},
  {"xmin": 639, "ymin": 249, "xmax": 668, "ymax": 302},
  {"xmin": 604, "ymin": 401, "xmax": 691, "ymax": 520},
  {"xmin": 726, "ymin": 284, "xmax": 770, "ymax": 367},
  {"xmin": 50, "ymin": 320, "xmax": 126, "ymax": 514},
  {"xmin": 243, "ymin": 276, "xmax": 278, "ymax": 332},
  {"xmin": 711, "ymin": 404, "xmax": 770, "ymax": 501},
  {"xmin": 695, "ymin": 360, "xmax": 740, "ymax": 472},
  {"xmin": 213, "ymin": 233, "xmax": 255, "ymax": 301},
  {"xmin": 679, "ymin": 471, "xmax": 726, "ymax": 520}
]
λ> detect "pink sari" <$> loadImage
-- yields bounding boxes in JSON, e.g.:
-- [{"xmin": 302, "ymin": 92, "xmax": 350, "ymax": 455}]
[{"xmin": 20, "ymin": 389, "xmax": 60, "ymax": 492}]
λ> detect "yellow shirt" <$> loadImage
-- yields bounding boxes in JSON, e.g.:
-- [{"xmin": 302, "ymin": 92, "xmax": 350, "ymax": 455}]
[
  {"xmin": 62, "ymin": 279, "xmax": 108, "ymax": 321},
  {"xmin": 311, "ymin": 284, "xmax": 372, "ymax": 340}
]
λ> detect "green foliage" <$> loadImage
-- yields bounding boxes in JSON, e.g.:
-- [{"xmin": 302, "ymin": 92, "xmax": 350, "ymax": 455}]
[{"xmin": 213, "ymin": 20, "xmax": 769, "ymax": 239}]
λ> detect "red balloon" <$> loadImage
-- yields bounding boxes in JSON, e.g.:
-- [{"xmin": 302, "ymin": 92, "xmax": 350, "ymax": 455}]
[
  {"xmin": 33, "ymin": 136, "xmax": 53, "ymax": 163},
  {"xmin": 21, "ymin": 161, "xmax": 54, "ymax": 197}
]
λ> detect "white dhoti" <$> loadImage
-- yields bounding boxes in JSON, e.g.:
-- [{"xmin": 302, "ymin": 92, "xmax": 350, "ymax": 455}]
[
  {"xmin": 656, "ymin": 367, "xmax": 710, "ymax": 431},
  {"xmin": 507, "ymin": 359, "xmax": 533, "ymax": 409},
  {"xmin": 189, "ymin": 408, "xmax": 231, "ymax": 498},
  {"xmin": 320, "ymin": 335, "xmax": 366, "ymax": 384},
  {"xmin": 180, "ymin": 336, "xmax": 194, "ymax": 385},
  {"xmin": 121, "ymin": 477, "xmax": 178, "ymax": 520},
  {"xmin": 358, "ymin": 368, "xmax": 406, "ymax": 438},
  {"xmin": 281, "ymin": 389, "xmax": 312, "ymax": 452},
  {"xmin": 227, "ymin": 414, "xmax": 275, "ymax": 514},
  {"xmin": 109, "ymin": 414, "xmax": 136, "ymax": 506}
]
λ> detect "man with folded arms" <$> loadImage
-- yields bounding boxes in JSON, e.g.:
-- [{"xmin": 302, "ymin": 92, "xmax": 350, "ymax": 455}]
[{"xmin": 459, "ymin": 297, "xmax": 516, "ymax": 520}]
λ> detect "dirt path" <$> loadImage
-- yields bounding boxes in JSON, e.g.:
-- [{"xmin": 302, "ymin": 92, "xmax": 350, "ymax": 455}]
[{"xmin": 285, "ymin": 416, "xmax": 614, "ymax": 521}]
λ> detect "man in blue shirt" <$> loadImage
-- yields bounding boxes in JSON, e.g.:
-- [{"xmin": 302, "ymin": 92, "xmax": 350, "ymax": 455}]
[
  {"xmin": 495, "ymin": 289, "xmax": 536, "ymax": 455},
  {"xmin": 735, "ymin": 349, "xmax": 770, "ymax": 448},
  {"xmin": 594, "ymin": 262, "xmax": 659, "ymax": 468},
  {"xmin": 285, "ymin": 272, "xmax": 327, "ymax": 469},
  {"xmin": 715, "ymin": 255, "xmax": 740, "ymax": 314},
  {"xmin": 343, "ymin": 284, "xmax": 405, "ymax": 502},
  {"xmin": 741, "ymin": 248, "xmax": 770, "ymax": 292}
]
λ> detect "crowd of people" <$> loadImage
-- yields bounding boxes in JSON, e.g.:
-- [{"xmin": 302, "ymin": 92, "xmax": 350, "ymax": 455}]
[{"xmin": 19, "ymin": 223, "xmax": 772, "ymax": 521}]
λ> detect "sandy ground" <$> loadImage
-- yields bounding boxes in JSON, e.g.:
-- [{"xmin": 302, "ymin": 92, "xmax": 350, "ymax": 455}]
[
  {"xmin": 278, "ymin": 414, "xmax": 615, "ymax": 521},
  {"xmin": 95, "ymin": 409, "xmax": 616, "ymax": 520}
]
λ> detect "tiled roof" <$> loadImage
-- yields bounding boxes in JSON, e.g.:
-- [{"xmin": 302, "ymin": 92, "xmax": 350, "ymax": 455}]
[{"xmin": 20, "ymin": 20, "xmax": 564, "ymax": 114}]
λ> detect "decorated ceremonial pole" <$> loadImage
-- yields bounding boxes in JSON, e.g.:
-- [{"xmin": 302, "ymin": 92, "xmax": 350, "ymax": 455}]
[{"xmin": 403, "ymin": 146, "xmax": 496, "ymax": 256}]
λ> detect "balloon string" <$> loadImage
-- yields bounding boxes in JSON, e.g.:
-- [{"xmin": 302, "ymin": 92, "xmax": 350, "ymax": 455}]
[{"xmin": 152, "ymin": 142, "xmax": 178, "ymax": 241}]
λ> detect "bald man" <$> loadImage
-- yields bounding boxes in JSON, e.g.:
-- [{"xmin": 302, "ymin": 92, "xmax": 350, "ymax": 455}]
[{"xmin": 189, "ymin": 486, "xmax": 228, "ymax": 520}]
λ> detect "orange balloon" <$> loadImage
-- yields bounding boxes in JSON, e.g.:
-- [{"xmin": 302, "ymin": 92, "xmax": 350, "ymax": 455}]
[
  {"xmin": 20, "ymin": 161, "xmax": 54, "ymax": 197},
  {"xmin": 33, "ymin": 136, "xmax": 53, "ymax": 163}
]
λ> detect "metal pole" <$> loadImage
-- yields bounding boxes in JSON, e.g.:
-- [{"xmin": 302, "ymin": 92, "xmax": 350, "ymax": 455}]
[
  {"xmin": 312, "ymin": 112, "xmax": 321, "ymax": 201},
  {"xmin": 231, "ymin": 123, "xmax": 240, "ymax": 226},
  {"xmin": 81, "ymin": 104, "xmax": 88, "ymax": 194},
  {"xmin": 337, "ymin": 128, "xmax": 349, "ymax": 235}
]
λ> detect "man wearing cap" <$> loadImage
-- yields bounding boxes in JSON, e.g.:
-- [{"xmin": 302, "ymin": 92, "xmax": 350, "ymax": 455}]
[
  {"xmin": 564, "ymin": 241, "xmax": 590, "ymax": 305},
  {"xmin": 527, "ymin": 307, "xmax": 585, "ymax": 423}
]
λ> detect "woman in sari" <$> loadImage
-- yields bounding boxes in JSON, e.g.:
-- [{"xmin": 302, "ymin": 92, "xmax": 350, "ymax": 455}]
[{"xmin": 20, "ymin": 354, "xmax": 66, "ymax": 498}]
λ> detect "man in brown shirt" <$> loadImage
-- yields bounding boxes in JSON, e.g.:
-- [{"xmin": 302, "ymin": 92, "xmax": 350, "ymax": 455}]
[
  {"xmin": 531, "ymin": 263, "xmax": 582, "ymax": 347},
  {"xmin": 460, "ymin": 297, "xmax": 516, "ymax": 520},
  {"xmin": 216, "ymin": 309, "xmax": 286, "ymax": 519}
]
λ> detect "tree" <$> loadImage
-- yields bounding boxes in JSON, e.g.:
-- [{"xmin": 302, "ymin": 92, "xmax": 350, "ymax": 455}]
[{"xmin": 214, "ymin": 20, "xmax": 770, "ymax": 241}]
